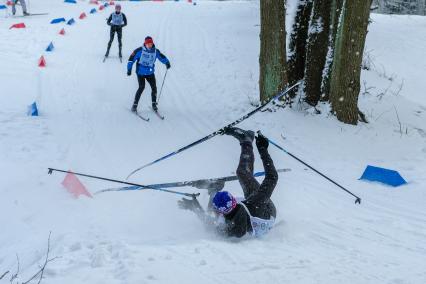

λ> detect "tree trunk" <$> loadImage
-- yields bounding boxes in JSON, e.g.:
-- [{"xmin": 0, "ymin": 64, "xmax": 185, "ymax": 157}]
[
  {"xmin": 259, "ymin": 0, "xmax": 287, "ymax": 103},
  {"xmin": 304, "ymin": 0, "xmax": 332, "ymax": 106},
  {"xmin": 321, "ymin": 0, "xmax": 344, "ymax": 102},
  {"xmin": 329, "ymin": 0, "xmax": 372, "ymax": 125},
  {"xmin": 287, "ymin": 0, "xmax": 313, "ymax": 98}
]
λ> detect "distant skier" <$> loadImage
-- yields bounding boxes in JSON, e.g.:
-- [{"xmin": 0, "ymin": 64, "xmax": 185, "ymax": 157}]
[
  {"xmin": 105, "ymin": 4, "xmax": 127, "ymax": 59},
  {"xmin": 127, "ymin": 36, "xmax": 171, "ymax": 112},
  {"xmin": 12, "ymin": 0, "xmax": 29, "ymax": 16},
  {"xmin": 178, "ymin": 128, "xmax": 278, "ymax": 238}
]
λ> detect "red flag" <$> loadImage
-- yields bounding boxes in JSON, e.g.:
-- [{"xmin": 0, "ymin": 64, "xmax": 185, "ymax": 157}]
[
  {"xmin": 10, "ymin": 23, "xmax": 26, "ymax": 29},
  {"xmin": 59, "ymin": 28, "xmax": 65, "ymax": 35},
  {"xmin": 99, "ymin": 5, "xmax": 104, "ymax": 10},
  {"xmin": 79, "ymin": 12, "xmax": 87, "ymax": 19},
  {"xmin": 109, "ymin": 1, "xmax": 115, "ymax": 5},
  {"xmin": 6, "ymin": 0, "xmax": 13, "ymax": 6},
  {"xmin": 89, "ymin": 0, "xmax": 99, "ymax": 4},
  {"xmin": 38, "ymin": 56, "xmax": 46, "ymax": 67},
  {"xmin": 61, "ymin": 172, "xmax": 92, "ymax": 198}
]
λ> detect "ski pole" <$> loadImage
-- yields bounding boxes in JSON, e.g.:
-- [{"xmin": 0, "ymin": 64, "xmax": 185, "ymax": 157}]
[
  {"xmin": 157, "ymin": 69, "xmax": 168, "ymax": 104},
  {"xmin": 262, "ymin": 134, "xmax": 361, "ymax": 204},
  {"xmin": 48, "ymin": 168, "xmax": 200, "ymax": 198},
  {"xmin": 126, "ymin": 80, "xmax": 302, "ymax": 179}
]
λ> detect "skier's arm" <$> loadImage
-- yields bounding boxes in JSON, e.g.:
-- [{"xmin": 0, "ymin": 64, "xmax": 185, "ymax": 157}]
[
  {"xmin": 107, "ymin": 14, "xmax": 112, "ymax": 26},
  {"xmin": 156, "ymin": 49, "xmax": 170, "ymax": 66},
  {"xmin": 122, "ymin": 13, "xmax": 127, "ymax": 27},
  {"xmin": 127, "ymin": 48, "xmax": 141, "ymax": 73}
]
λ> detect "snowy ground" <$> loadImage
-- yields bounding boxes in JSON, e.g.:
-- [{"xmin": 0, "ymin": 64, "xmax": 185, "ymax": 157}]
[{"xmin": 0, "ymin": 1, "xmax": 425, "ymax": 283}]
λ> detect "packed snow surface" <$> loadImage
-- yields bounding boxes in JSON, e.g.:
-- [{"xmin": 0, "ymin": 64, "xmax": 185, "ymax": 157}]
[{"xmin": 0, "ymin": 1, "xmax": 425, "ymax": 283}]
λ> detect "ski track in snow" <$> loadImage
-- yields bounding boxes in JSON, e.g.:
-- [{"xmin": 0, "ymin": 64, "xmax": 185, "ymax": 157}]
[{"xmin": 0, "ymin": 1, "xmax": 426, "ymax": 284}]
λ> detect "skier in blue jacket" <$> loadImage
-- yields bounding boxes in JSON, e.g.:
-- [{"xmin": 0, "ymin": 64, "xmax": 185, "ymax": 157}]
[{"xmin": 127, "ymin": 36, "xmax": 171, "ymax": 112}]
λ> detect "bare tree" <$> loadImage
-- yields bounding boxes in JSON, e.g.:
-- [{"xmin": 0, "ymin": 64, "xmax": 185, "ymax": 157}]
[
  {"xmin": 329, "ymin": 0, "xmax": 372, "ymax": 124},
  {"xmin": 304, "ymin": 0, "xmax": 332, "ymax": 106},
  {"xmin": 259, "ymin": 0, "xmax": 287, "ymax": 102}
]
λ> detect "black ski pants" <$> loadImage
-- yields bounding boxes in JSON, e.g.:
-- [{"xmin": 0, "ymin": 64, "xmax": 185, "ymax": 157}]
[
  {"xmin": 236, "ymin": 142, "xmax": 278, "ymax": 220},
  {"xmin": 107, "ymin": 26, "xmax": 123, "ymax": 53},
  {"xmin": 133, "ymin": 74, "xmax": 157, "ymax": 106}
]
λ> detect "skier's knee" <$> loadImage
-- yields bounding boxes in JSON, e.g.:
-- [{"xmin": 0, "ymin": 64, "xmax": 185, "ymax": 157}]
[{"xmin": 236, "ymin": 166, "xmax": 251, "ymax": 180}]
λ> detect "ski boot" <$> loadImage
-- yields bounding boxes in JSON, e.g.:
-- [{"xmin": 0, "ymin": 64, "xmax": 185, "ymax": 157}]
[
  {"xmin": 224, "ymin": 127, "xmax": 254, "ymax": 144},
  {"xmin": 152, "ymin": 102, "xmax": 158, "ymax": 112},
  {"xmin": 131, "ymin": 104, "xmax": 137, "ymax": 113}
]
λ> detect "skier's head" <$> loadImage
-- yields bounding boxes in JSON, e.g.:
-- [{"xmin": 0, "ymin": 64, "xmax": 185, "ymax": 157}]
[
  {"xmin": 212, "ymin": 191, "xmax": 237, "ymax": 215},
  {"xmin": 144, "ymin": 36, "xmax": 154, "ymax": 48},
  {"xmin": 115, "ymin": 4, "xmax": 121, "ymax": 12}
]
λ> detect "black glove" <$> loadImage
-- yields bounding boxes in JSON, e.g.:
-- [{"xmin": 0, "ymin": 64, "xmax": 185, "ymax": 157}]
[
  {"xmin": 256, "ymin": 132, "xmax": 269, "ymax": 149},
  {"xmin": 127, "ymin": 70, "xmax": 131, "ymax": 76},
  {"xmin": 218, "ymin": 126, "xmax": 230, "ymax": 135},
  {"xmin": 166, "ymin": 62, "xmax": 171, "ymax": 69},
  {"xmin": 178, "ymin": 197, "xmax": 202, "ymax": 212}
]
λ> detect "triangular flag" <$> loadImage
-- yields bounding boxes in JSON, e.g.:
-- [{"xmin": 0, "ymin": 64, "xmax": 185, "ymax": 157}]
[
  {"xmin": 79, "ymin": 12, "xmax": 87, "ymax": 19},
  {"xmin": 27, "ymin": 102, "xmax": 38, "ymax": 116},
  {"xmin": 38, "ymin": 56, "xmax": 46, "ymax": 67},
  {"xmin": 6, "ymin": 0, "xmax": 13, "ymax": 6},
  {"xmin": 89, "ymin": 0, "xmax": 99, "ymax": 4},
  {"xmin": 61, "ymin": 172, "xmax": 93, "ymax": 198},
  {"xmin": 0, "ymin": 5, "xmax": 7, "ymax": 10},
  {"xmin": 46, "ymin": 42, "xmax": 54, "ymax": 52},
  {"xmin": 359, "ymin": 165, "xmax": 407, "ymax": 187},
  {"xmin": 90, "ymin": 8, "xmax": 97, "ymax": 14},
  {"xmin": 109, "ymin": 1, "xmax": 115, "ymax": 5},
  {"xmin": 59, "ymin": 28, "xmax": 66, "ymax": 35},
  {"xmin": 9, "ymin": 23, "xmax": 26, "ymax": 29},
  {"xmin": 99, "ymin": 5, "xmax": 104, "ymax": 10},
  {"xmin": 50, "ymin": 17, "xmax": 66, "ymax": 24},
  {"xmin": 67, "ymin": 18, "xmax": 75, "ymax": 25}
]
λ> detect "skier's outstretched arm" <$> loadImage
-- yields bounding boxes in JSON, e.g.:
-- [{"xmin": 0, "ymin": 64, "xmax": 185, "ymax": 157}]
[
  {"xmin": 156, "ymin": 49, "xmax": 170, "ymax": 66},
  {"xmin": 178, "ymin": 198, "xmax": 233, "ymax": 236},
  {"xmin": 127, "ymin": 48, "xmax": 141, "ymax": 73}
]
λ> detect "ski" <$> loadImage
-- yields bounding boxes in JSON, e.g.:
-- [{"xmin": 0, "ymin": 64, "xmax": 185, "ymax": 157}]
[
  {"xmin": 134, "ymin": 111, "xmax": 149, "ymax": 122},
  {"xmin": 152, "ymin": 108, "xmax": 165, "ymax": 120},
  {"xmin": 126, "ymin": 80, "xmax": 302, "ymax": 179},
  {"xmin": 13, "ymin": 12, "xmax": 49, "ymax": 17},
  {"xmin": 97, "ymin": 168, "xmax": 291, "ymax": 194},
  {"xmin": 103, "ymin": 56, "xmax": 123, "ymax": 63}
]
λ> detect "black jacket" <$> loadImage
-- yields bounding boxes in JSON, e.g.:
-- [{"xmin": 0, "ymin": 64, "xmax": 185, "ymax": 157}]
[{"xmin": 222, "ymin": 149, "xmax": 278, "ymax": 238}]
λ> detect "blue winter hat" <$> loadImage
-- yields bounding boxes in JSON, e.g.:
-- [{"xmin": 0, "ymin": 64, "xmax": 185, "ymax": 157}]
[{"xmin": 212, "ymin": 191, "xmax": 237, "ymax": 215}]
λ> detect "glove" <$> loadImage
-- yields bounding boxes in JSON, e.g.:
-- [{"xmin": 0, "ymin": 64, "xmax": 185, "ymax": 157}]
[
  {"xmin": 166, "ymin": 62, "xmax": 171, "ymax": 69},
  {"xmin": 178, "ymin": 197, "xmax": 202, "ymax": 212},
  {"xmin": 256, "ymin": 132, "xmax": 269, "ymax": 149},
  {"xmin": 218, "ymin": 126, "xmax": 230, "ymax": 135},
  {"xmin": 127, "ymin": 70, "xmax": 131, "ymax": 76}
]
